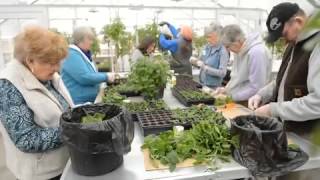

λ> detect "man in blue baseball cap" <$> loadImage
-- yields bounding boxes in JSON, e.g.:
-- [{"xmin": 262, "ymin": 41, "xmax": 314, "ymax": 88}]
[{"xmin": 249, "ymin": 3, "xmax": 320, "ymax": 178}]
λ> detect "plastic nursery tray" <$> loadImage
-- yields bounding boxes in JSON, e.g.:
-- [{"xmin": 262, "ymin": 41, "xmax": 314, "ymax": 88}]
[
  {"xmin": 176, "ymin": 75, "xmax": 202, "ymax": 91},
  {"xmin": 118, "ymin": 90, "xmax": 141, "ymax": 97},
  {"xmin": 137, "ymin": 110, "xmax": 173, "ymax": 136},
  {"xmin": 137, "ymin": 110, "xmax": 194, "ymax": 136},
  {"xmin": 171, "ymin": 87, "xmax": 215, "ymax": 107},
  {"xmin": 126, "ymin": 101, "xmax": 169, "ymax": 122},
  {"xmin": 129, "ymin": 112, "xmax": 139, "ymax": 122}
]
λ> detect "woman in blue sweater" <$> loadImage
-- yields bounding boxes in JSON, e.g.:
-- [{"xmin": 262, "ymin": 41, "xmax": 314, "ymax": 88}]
[
  {"xmin": 61, "ymin": 26, "xmax": 115, "ymax": 104},
  {"xmin": 191, "ymin": 23, "xmax": 229, "ymax": 88}
]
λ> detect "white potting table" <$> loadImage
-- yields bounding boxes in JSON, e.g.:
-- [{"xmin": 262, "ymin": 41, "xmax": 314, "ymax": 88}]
[{"xmin": 61, "ymin": 88, "xmax": 320, "ymax": 180}]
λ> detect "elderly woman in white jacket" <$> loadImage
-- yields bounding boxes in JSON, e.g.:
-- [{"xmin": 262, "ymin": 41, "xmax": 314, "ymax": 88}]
[{"xmin": 0, "ymin": 26, "xmax": 73, "ymax": 180}]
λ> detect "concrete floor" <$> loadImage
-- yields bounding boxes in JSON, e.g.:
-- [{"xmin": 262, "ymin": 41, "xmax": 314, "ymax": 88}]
[{"xmin": 0, "ymin": 134, "xmax": 16, "ymax": 180}]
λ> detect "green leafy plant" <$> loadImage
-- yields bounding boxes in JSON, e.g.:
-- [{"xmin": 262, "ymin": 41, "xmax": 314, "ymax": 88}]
[
  {"xmin": 193, "ymin": 34, "xmax": 207, "ymax": 56},
  {"xmin": 123, "ymin": 100, "xmax": 168, "ymax": 113},
  {"xmin": 97, "ymin": 60, "xmax": 112, "ymax": 72},
  {"xmin": 141, "ymin": 120, "xmax": 237, "ymax": 172},
  {"xmin": 81, "ymin": 113, "xmax": 105, "ymax": 124},
  {"xmin": 103, "ymin": 86, "xmax": 167, "ymax": 112},
  {"xmin": 50, "ymin": 28, "xmax": 72, "ymax": 44},
  {"xmin": 102, "ymin": 18, "xmax": 133, "ymax": 71},
  {"xmin": 102, "ymin": 18, "xmax": 133, "ymax": 58},
  {"xmin": 135, "ymin": 20, "xmax": 159, "ymax": 44},
  {"xmin": 266, "ymin": 38, "xmax": 286, "ymax": 59},
  {"xmin": 128, "ymin": 57, "xmax": 171, "ymax": 99},
  {"xmin": 113, "ymin": 83, "xmax": 140, "ymax": 94},
  {"xmin": 171, "ymin": 105, "xmax": 225, "ymax": 124},
  {"xmin": 180, "ymin": 90, "xmax": 212, "ymax": 101},
  {"xmin": 102, "ymin": 88, "xmax": 126, "ymax": 105},
  {"xmin": 90, "ymin": 28, "xmax": 101, "ymax": 58},
  {"xmin": 214, "ymin": 96, "xmax": 233, "ymax": 107}
]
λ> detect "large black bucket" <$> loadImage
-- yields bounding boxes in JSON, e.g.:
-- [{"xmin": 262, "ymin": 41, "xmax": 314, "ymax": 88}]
[{"xmin": 60, "ymin": 103, "xmax": 134, "ymax": 176}]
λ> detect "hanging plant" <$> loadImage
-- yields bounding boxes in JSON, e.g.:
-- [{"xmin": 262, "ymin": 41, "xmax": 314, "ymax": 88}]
[
  {"xmin": 193, "ymin": 33, "xmax": 207, "ymax": 56},
  {"xmin": 135, "ymin": 20, "xmax": 159, "ymax": 44},
  {"xmin": 102, "ymin": 18, "xmax": 133, "ymax": 58},
  {"xmin": 90, "ymin": 28, "xmax": 101, "ymax": 58}
]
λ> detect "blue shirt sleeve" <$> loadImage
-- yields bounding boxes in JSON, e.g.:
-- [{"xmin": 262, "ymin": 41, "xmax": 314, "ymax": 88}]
[
  {"xmin": 62, "ymin": 51, "xmax": 108, "ymax": 86},
  {"xmin": 159, "ymin": 34, "xmax": 179, "ymax": 53},
  {"xmin": 0, "ymin": 79, "xmax": 63, "ymax": 153},
  {"xmin": 166, "ymin": 23, "xmax": 178, "ymax": 38}
]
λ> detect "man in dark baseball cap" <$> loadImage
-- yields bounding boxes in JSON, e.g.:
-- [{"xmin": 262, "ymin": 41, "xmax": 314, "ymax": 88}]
[
  {"xmin": 266, "ymin": 2, "xmax": 301, "ymax": 43},
  {"xmin": 250, "ymin": 0, "xmax": 320, "ymax": 161},
  {"xmin": 248, "ymin": 2, "xmax": 320, "ymax": 179}
]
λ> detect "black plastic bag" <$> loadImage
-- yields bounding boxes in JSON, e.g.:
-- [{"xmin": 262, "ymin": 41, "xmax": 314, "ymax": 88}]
[
  {"xmin": 60, "ymin": 103, "xmax": 134, "ymax": 176},
  {"xmin": 231, "ymin": 115, "xmax": 308, "ymax": 177}
]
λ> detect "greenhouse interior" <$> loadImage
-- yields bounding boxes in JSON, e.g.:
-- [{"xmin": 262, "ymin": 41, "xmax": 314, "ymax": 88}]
[{"xmin": 0, "ymin": 0, "xmax": 320, "ymax": 180}]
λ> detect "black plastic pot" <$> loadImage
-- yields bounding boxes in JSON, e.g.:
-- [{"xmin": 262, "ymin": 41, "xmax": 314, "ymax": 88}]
[
  {"xmin": 60, "ymin": 104, "xmax": 134, "ymax": 176},
  {"xmin": 67, "ymin": 141, "xmax": 123, "ymax": 176},
  {"xmin": 118, "ymin": 90, "xmax": 141, "ymax": 97},
  {"xmin": 143, "ymin": 86, "xmax": 165, "ymax": 100}
]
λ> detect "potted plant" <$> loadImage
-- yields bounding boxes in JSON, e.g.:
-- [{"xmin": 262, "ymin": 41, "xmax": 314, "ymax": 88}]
[{"xmin": 128, "ymin": 56, "xmax": 171, "ymax": 99}]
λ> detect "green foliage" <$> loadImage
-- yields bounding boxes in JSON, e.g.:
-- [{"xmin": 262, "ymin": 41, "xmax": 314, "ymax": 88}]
[
  {"xmin": 123, "ymin": 100, "xmax": 168, "ymax": 113},
  {"xmin": 90, "ymin": 28, "xmax": 101, "ymax": 58},
  {"xmin": 102, "ymin": 88, "xmax": 126, "ymax": 105},
  {"xmin": 97, "ymin": 60, "xmax": 112, "ymax": 71},
  {"xmin": 193, "ymin": 34, "xmax": 207, "ymax": 56},
  {"xmin": 141, "ymin": 120, "xmax": 237, "ymax": 172},
  {"xmin": 103, "ymin": 85, "xmax": 167, "ymax": 112},
  {"xmin": 171, "ymin": 105, "xmax": 225, "ymax": 124},
  {"xmin": 119, "ymin": 32, "xmax": 134, "ymax": 57},
  {"xmin": 102, "ymin": 18, "xmax": 126, "ymax": 43},
  {"xmin": 266, "ymin": 38, "xmax": 286, "ymax": 58},
  {"xmin": 180, "ymin": 90, "xmax": 212, "ymax": 101},
  {"xmin": 288, "ymin": 143, "xmax": 300, "ymax": 151},
  {"xmin": 81, "ymin": 113, "xmax": 105, "ymax": 124},
  {"xmin": 304, "ymin": 9, "xmax": 320, "ymax": 30},
  {"xmin": 214, "ymin": 96, "xmax": 233, "ymax": 107},
  {"xmin": 49, "ymin": 28, "xmax": 72, "ymax": 44},
  {"xmin": 102, "ymin": 18, "xmax": 133, "ymax": 58},
  {"xmin": 135, "ymin": 21, "xmax": 159, "ymax": 44},
  {"xmin": 128, "ymin": 57, "xmax": 171, "ymax": 99},
  {"xmin": 113, "ymin": 83, "xmax": 140, "ymax": 94}
]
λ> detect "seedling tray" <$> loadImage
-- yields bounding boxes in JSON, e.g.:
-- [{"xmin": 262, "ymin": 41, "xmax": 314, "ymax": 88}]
[
  {"xmin": 137, "ymin": 110, "xmax": 193, "ymax": 136},
  {"xmin": 118, "ymin": 90, "xmax": 141, "ymax": 97},
  {"xmin": 129, "ymin": 112, "xmax": 139, "ymax": 122},
  {"xmin": 137, "ymin": 110, "xmax": 173, "ymax": 136},
  {"xmin": 171, "ymin": 87, "xmax": 215, "ymax": 107},
  {"xmin": 175, "ymin": 75, "xmax": 202, "ymax": 91},
  {"xmin": 125, "ymin": 100, "xmax": 169, "ymax": 122}
]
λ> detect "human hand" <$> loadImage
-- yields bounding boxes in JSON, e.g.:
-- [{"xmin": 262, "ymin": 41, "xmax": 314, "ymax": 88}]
[
  {"xmin": 248, "ymin": 94, "xmax": 262, "ymax": 110},
  {"xmin": 254, "ymin": 104, "xmax": 271, "ymax": 117}
]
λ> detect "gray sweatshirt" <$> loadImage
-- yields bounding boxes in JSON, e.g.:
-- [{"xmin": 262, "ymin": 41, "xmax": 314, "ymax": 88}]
[
  {"xmin": 226, "ymin": 33, "xmax": 272, "ymax": 101},
  {"xmin": 131, "ymin": 49, "xmax": 144, "ymax": 65},
  {"xmin": 258, "ymin": 29, "xmax": 320, "ymax": 121}
]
